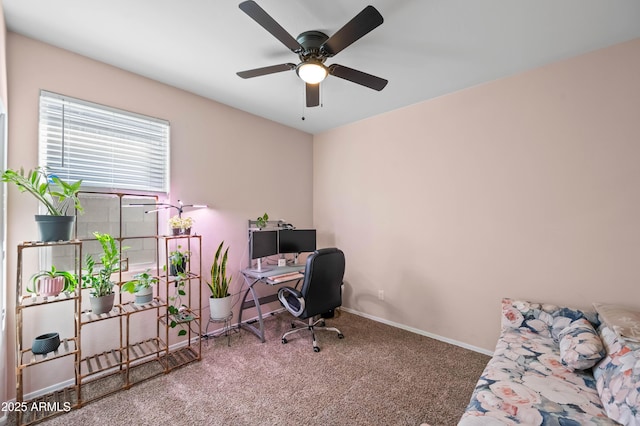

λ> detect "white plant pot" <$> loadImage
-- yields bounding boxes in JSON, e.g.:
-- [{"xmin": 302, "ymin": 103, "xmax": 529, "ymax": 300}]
[
  {"xmin": 209, "ymin": 295, "xmax": 232, "ymax": 320},
  {"xmin": 134, "ymin": 286, "xmax": 153, "ymax": 305}
]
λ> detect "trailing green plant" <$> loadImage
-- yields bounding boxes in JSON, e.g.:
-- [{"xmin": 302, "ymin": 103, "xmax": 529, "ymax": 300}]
[
  {"xmin": 167, "ymin": 272, "xmax": 188, "ymax": 336},
  {"xmin": 208, "ymin": 241, "xmax": 231, "ymax": 299},
  {"xmin": 167, "ymin": 246, "xmax": 190, "ymax": 275},
  {"xmin": 29, "ymin": 265, "xmax": 78, "ymax": 294},
  {"xmin": 122, "ymin": 269, "xmax": 158, "ymax": 294},
  {"xmin": 1, "ymin": 166, "xmax": 83, "ymax": 215},
  {"xmin": 256, "ymin": 212, "xmax": 269, "ymax": 229},
  {"xmin": 83, "ymin": 232, "xmax": 121, "ymax": 297},
  {"xmin": 161, "ymin": 246, "xmax": 192, "ymax": 336}
]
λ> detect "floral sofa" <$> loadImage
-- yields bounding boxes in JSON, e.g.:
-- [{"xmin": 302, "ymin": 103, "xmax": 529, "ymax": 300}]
[{"xmin": 459, "ymin": 298, "xmax": 640, "ymax": 425}]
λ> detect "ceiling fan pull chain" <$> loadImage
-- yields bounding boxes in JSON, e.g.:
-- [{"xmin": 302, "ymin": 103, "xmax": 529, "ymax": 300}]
[{"xmin": 301, "ymin": 84, "xmax": 306, "ymax": 121}]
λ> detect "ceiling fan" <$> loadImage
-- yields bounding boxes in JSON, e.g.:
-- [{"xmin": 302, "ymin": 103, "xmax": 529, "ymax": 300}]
[{"xmin": 236, "ymin": 1, "xmax": 388, "ymax": 107}]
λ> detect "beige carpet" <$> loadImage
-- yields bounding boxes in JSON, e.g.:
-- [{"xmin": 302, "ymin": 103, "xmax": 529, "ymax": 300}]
[{"xmin": 32, "ymin": 310, "xmax": 489, "ymax": 426}]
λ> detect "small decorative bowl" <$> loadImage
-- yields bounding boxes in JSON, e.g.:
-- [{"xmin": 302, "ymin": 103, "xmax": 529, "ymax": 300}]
[{"xmin": 32, "ymin": 332, "xmax": 61, "ymax": 355}]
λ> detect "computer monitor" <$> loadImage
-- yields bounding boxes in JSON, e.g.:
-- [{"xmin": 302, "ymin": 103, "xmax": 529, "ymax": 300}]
[
  {"xmin": 250, "ymin": 230, "xmax": 278, "ymax": 271},
  {"xmin": 278, "ymin": 229, "xmax": 317, "ymax": 254},
  {"xmin": 251, "ymin": 230, "xmax": 278, "ymax": 259}
]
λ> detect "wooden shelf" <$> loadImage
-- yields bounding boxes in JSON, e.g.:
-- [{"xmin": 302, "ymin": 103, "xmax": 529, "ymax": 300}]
[
  {"xmin": 19, "ymin": 240, "xmax": 82, "ymax": 247},
  {"xmin": 15, "ymin": 385, "xmax": 79, "ymax": 426},
  {"xmin": 80, "ymin": 305, "xmax": 125, "ymax": 324},
  {"xmin": 120, "ymin": 299, "xmax": 166, "ymax": 315},
  {"xmin": 19, "ymin": 292, "xmax": 78, "ymax": 308},
  {"xmin": 159, "ymin": 308, "xmax": 200, "ymax": 327},
  {"xmin": 79, "ymin": 348, "xmax": 125, "ymax": 379},
  {"xmin": 127, "ymin": 337, "xmax": 168, "ymax": 363},
  {"xmin": 19, "ymin": 338, "xmax": 78, "ymax": 368},
  {"xmin": 164, "ymin": 346, "xmax": 200, "ymax": 371}
]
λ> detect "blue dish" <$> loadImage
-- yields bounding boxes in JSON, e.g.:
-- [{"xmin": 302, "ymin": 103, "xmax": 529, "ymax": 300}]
[{"xmin": 32, "ymin": 332, "xmax": 61, "ymax": 355}]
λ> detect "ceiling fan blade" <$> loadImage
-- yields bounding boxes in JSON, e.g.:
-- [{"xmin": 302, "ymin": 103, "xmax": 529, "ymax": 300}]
[
  {"xmin": 237, "ymin": 63, "xmax": 296, "ymax": 79},
  {"xmin": 239, "ymin": 1, "xmax": 302, "ymax": 53},
  {"xmin": 321, "ymin": 6, "xmax": 383, "ymax": 56},
  {"xmin": 306, "ymin": 83, "xmax": 320, "ymax": 107},
  {"xmin": 329, "ymin": 64, "xmax": 388, "ymax": 91}
]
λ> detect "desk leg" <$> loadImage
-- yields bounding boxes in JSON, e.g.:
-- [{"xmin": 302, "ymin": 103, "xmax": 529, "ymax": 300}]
[{"xmin": 238, "ymin": 279, "xmax": 266, "ymax": 343}]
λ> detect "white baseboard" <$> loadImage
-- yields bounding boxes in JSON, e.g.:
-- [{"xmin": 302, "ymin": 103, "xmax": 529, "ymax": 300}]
[
  {"xmin": 240, "ymin": 305, "xmax": 494, "ymax": 356},
  {"xmin": 340, "ymin": 307, "xmax": 494, "ymax": 356}
]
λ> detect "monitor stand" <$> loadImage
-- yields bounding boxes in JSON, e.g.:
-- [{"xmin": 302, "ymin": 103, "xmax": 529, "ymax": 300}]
[{"xmin": 254, "ymin": 258, "xmax": 271, "ymax": 273}]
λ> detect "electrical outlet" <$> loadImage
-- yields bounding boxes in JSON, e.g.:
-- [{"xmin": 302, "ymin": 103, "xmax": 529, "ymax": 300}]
[{"xmin": 378, "ymin": 290, "xmax": 384, "ymax": 301}]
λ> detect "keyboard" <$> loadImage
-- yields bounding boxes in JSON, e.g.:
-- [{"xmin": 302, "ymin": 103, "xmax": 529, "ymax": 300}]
[{"xmin": 269, "ymin": 272, "xmax": 304, "ymax": 283}]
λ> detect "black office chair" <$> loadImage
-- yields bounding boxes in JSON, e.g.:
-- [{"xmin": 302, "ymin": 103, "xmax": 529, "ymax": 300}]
[{"xmin": 277, "ymin": 248, "xmax": 345, "ymax": 352}]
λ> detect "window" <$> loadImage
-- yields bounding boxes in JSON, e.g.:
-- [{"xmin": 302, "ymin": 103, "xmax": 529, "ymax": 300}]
[{"xmin": 39, "ymin": 90, "xmax": 169, "ymax": 193}]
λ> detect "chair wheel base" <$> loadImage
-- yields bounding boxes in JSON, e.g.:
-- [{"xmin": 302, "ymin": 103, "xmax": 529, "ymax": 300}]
[
  {"xmin": 313, "ymin": 346, "xmax": 320, "ymax": 352},
  {"xmin": 338, "ymin": 333, "xmax": 344, "ymax": 339},
  {"xmin": 282, "ymin": 338, "xmax": 288, "ymax": 344}
]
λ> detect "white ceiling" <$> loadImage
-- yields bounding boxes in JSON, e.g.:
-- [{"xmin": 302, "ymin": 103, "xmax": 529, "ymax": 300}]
[{"xmin": 4, "ymin": 0, "xmax": 640, "ymax": 134}]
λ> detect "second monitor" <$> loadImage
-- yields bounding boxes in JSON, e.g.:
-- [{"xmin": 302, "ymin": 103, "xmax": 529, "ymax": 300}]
[
  {"xmin": 278, "ymin": 229, "xmax": 317, "ymax": 255},
  {"xmin": 249, "ymin": 229, "xmax": 317, "ymax": 270}
]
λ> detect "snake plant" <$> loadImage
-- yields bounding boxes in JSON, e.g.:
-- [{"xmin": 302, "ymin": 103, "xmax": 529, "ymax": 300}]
[{"xmin": 208, "ymin": 241, "xmax": 231, "ymax": 298}]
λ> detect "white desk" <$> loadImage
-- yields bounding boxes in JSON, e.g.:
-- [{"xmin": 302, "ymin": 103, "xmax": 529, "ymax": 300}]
[{"xmin": 239, "ymin": 265, "xmax": 305, "ymax": 342}]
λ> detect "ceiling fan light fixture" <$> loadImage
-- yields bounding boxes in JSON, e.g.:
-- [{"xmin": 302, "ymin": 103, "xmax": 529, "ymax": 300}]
[{"xmin": 296, "ymin": 61, "xmax": 328, "ymax": 84}]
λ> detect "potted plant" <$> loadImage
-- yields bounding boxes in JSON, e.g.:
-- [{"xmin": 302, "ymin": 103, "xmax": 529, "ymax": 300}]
[
  {"xmin": 256, "ymin": 212, "xmax": 269, "ymax": 229},
  {"xmin": 168, "ymin": 246, "xmax": 190, "ymax": 276},
  {"xmin": 29, "ymin": 265, "xmax": 78, "ymax": 298},
  {"xmin": 1, "ymin": 166, "xmax": 83, "ymax": 242},
  {"xmin": 207, "ymin": 241, "xmax": 232, "ymax": 320},
  {"xmin": 83, "ymin": 232, "xmax": 121, "ymax": 314},
  {"xmin": 122, "ymin": 269, "xmax": 158, "ymax": 305},
  {"xmin": 168, "ymin": 215, "xmax": 194, "ymax": 235}
]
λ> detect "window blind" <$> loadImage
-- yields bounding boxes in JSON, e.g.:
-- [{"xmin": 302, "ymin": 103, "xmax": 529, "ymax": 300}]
[{"xmin": 39, "ymin": 90, "xmax": 170, "ymax": 193}]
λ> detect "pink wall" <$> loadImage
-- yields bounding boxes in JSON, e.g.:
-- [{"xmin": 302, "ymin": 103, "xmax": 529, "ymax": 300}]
[
  {"xmin": 314, "ymin": 38, "xmax": 640, "ymax": 352},
  {"xmin": 5, "ymin": 32, "xmax": 313, "ymax": 398}
]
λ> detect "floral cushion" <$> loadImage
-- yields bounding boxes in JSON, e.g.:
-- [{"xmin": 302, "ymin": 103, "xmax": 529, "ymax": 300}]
[
  {"xmin": 501, "ymin": 298, "xmax": 599, "ymax": 340},
  {"xmin": 559, "ymin": 318, "xmax": 606, "ymax": 371},
  {"xmin": 460, "ymin": 299, "xmax": 615, "ymax": 425},
  {"xmin": 593, "ymin": 324, "xmax": 640, "ymax": 425}
]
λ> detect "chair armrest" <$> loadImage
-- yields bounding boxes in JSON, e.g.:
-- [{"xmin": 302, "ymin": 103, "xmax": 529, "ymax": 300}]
[
  {"xmin": 279, "ymin": 286, "xmax": 302, "ymax": 299},
  {"xmin": 278, "ymin": 287, "xmax": 305, "ymax": 317}
]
